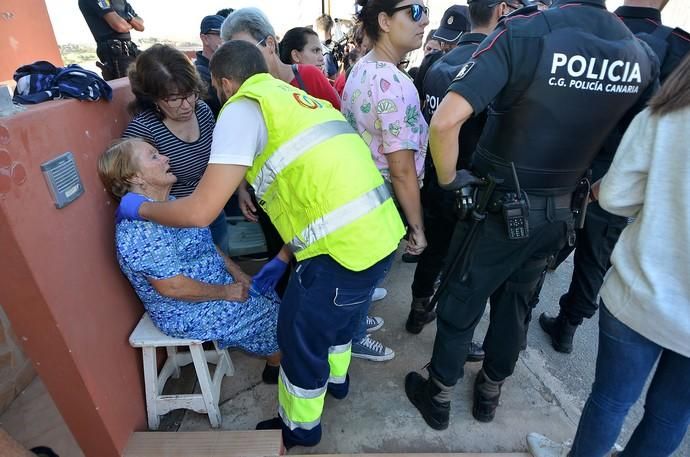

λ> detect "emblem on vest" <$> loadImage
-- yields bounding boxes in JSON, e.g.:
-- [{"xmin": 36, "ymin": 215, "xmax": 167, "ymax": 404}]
[
  {"xmin": 453, "ymin": 62, "xmax": 475, "ymax": 82},
  {"xmin": 293, "ymin": 93, "xmax": 324, "ymax": 110},
  {"xmin": 548, "ymin": 53, "xmax": 643, "ymax": 94}
]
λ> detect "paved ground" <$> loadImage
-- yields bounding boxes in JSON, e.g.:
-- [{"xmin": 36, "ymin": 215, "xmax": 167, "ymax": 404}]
[{"xmin": 166, "ymin": 249, "xmax": 689, "ymax": 456}]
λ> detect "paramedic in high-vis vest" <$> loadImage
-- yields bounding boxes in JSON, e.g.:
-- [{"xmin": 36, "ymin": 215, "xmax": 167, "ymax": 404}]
[{"xmin": 115, "ymin": 40, "xmax": 405, "ymax": 449}]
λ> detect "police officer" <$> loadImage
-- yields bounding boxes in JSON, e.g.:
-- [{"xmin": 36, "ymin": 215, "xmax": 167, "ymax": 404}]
[
  {"xmin": 538, "ymin": 0, "xmax": 690, "ymax": 354},
  {"xmin": 411, "ymin": 5, "xmax": 470, "ymax": 100},
  {"xmin": 405, "ymin": 0, "xmax": 659, "ymax": 429},
  {"xmin": 196, "ymin": 15, "xmax": 224, "ymax": 117},
  {"xmin": 406, "ymin": 0, "xmax": 510, "ymax": 356},
  {"xmin": 79, "ymin": 0, "xmax": 144, "ymax": 81}
]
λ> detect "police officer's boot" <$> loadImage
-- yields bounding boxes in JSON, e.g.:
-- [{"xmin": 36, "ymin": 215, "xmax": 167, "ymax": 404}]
[
  {"xmin": 405, "ymin": 371, "xmax": 451, "ymax": 430},
  {"xmin": 472, "ymin": 369, "xmax": 504, "ymax": 423},
  {"xmin": 405, "ymin": 296, "xmax": 436, "ymax": 334},
  {"xmin": 538, "ymin": 312, "xmax": 579, "ymax": 354}
]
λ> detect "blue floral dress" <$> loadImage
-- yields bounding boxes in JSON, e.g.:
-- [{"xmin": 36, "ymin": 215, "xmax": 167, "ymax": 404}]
[{"xmin": 116, "ymin": 209, "xmax": 279, "ymax": 356}]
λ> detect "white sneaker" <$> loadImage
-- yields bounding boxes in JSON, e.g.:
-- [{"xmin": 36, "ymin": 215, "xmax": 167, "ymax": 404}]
[
  {"xmin": 526, "ymin": 433, "xmax": 571, "ymax": 457},
  {"xmin": 372, "ymin": 287, "xmax": 387, "ymax": 302},
  {"xmin": 526, "ymin": 433, "xmax": 623, "ymax": 457}
]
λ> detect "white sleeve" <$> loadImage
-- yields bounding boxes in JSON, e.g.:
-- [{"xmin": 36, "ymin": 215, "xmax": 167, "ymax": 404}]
[{"xmin": 209, "ymin": 98, "xmax": 268, "ymax": 166}]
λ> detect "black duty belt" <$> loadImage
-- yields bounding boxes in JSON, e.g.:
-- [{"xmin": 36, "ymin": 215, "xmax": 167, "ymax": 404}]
[{"xmin": 485, "ymin": 190, "xmax": 572, "ymax": 213}]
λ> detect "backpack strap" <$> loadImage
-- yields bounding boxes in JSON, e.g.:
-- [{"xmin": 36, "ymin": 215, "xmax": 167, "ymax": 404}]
[{"xmin": 291, "ymin": 64, "xmax": 307, "ymax": 91}]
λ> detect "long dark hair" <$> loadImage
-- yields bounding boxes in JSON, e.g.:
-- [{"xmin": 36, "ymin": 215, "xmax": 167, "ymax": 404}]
[
  {"xmin": 279, "ymin": 27, "xmax": 319, "ymax": 64},
  {"xmin": 649, "ymin": 53, "xmax": 690, "ymax": 116},
  {"xmin": 356, "ymin": 0, "xmax": 404, "ymax": 43},
  {"xmin": 127, "ymin": 44, "xmax": 204, "ymax": 120}
]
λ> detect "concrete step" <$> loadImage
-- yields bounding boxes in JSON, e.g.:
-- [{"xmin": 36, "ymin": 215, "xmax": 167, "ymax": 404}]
[{"xmin": 124, "ymin": 430, "xmax": 283, "ymax": 456}]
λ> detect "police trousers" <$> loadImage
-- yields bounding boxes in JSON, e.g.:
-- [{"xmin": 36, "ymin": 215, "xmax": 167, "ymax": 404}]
[
  {"xmin": 96, "ymin": 39, "xmax": 139, "ymax": 80},
  {"xmin": 430, "ymin": 203, "xmax": 572, "ymax": 385},
  {"xmin": 277, "ymin": 253, "xmax": 393, "ymax": 447},
  {"xmin": 553, "ymin": 201, "xmax": 627, "ymax": 324},
  {"xmin": 411, "ymin": 177, "xmax": 458, "ymax": 298}
]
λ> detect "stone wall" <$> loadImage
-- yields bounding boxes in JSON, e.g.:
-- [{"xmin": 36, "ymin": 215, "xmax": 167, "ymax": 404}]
[{"xmin": 0, "ymin": 305, "xmax": 35, "ymax": 414}]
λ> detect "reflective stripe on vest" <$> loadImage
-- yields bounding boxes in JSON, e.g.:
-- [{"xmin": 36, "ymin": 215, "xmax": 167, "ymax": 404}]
[
  {"xmin": 288, "ymin": 183, "xmax": 391, "ymax": 253},
  {"xmin": 254, "ymin": 120, "xmax": 355, "ymax": 199},
  {"xmin": 278, "ymin": 368, "xmax": 325, "ymax": 431},
  {"xmin": 328, "ymin": 342, "xmax": 351, "ymax": 385}
]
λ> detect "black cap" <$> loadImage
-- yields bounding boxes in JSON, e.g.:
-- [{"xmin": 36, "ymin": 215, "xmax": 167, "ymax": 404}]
[
  {"xmin": 200, "ymin": 15, "xmax": 224, "ymax": 35},
  {"xmin": 433, "ymin": 5, "xmax": 470, "ymax": 44}
]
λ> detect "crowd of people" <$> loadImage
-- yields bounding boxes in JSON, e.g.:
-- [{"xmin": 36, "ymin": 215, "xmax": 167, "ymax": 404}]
[{"xmin": 87, "ymin": 0, "xmax": 690, "ymax": 455}]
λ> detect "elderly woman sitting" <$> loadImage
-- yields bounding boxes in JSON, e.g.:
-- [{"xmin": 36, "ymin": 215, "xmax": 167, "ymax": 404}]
[{"xmin": 98, "ymin": 138, "xmax": 280, "ymax": 383}]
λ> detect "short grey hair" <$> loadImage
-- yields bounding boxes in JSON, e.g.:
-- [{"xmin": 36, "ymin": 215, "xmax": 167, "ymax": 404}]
[{"xmin": 220, "ymin": 7, "xmax": 275, "ymax": 43}]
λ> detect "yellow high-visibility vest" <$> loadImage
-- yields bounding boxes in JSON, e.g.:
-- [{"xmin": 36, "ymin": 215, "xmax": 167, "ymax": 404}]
[{"xmin": 225, "ymin": 73, "xmax": 404, "ymax": 271}]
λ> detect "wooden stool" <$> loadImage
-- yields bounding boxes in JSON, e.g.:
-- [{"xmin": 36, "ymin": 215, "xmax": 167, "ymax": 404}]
[{"xmin": 129, "ymin": 313, "xmax": 234, "ymax": 430}]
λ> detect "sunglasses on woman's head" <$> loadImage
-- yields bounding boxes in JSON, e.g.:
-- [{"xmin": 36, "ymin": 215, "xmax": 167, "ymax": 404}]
[{"xmin": 390, "ymin": 3, "xmax": 429, "ymax": 22}]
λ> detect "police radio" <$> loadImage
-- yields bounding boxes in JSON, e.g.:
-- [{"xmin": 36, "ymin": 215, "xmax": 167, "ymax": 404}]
[{"xmin": 502, "ymin": 162, "xmax": 530, "ymax": 240}]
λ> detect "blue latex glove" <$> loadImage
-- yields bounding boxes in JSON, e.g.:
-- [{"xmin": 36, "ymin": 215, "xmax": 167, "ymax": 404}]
[
  {"xmin": 115, "ymin": 193, "xmax": 147, "ymax": 224},
  {"xmin": 252, "ymin": 257, "xmax": 289, "ymax": 294}
]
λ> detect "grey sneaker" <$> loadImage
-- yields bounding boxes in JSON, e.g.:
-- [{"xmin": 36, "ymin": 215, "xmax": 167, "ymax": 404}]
[
  {"xmin": 372, "ymin": 287, "xmax": 387, "ymax": 302},
  {"xmin": 366, "ymin": 316, "xmax": 384, "ymax": 333},
  {"xmin": 352, "ymin": 335, "xmax": 395, "ymax": 361}
]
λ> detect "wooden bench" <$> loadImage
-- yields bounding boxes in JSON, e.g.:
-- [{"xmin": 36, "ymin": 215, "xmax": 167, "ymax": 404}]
[{"xmin": 129, "ymin": 313, "xmax": 234, "ymax": 430}]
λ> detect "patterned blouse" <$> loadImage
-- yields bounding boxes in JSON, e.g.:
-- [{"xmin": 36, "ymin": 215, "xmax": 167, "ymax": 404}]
[{"xmin": 341, "ymin": 59, "xmax": 428, "ymax": 184}]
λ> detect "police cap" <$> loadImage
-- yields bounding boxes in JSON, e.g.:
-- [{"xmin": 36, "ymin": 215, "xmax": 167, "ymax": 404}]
[
  {"xmin": 200, "ymin": 15, "xmax": 224, "ymax": 35},
  {"xmin": 433, "ymin": 5, "xmax": 470, "ymax": 44}
]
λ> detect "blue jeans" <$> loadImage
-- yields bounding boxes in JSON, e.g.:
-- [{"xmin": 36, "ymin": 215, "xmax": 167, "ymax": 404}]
[
  {"xmin": 209, "ymin": 210, "xmax": 229, "ymax": 255},
  {"xmin": 570, "ymin": 304, "xmax": 690, "ymax": 457}
]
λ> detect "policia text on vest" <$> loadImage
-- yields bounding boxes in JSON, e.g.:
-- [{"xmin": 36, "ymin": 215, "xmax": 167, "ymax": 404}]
[{"xmin": 549, "ymin": 53, "xmax": 644, "ymax": 93}]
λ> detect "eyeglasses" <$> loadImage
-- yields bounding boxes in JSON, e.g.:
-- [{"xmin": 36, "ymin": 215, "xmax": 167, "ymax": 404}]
[
  {"xmin": 162, "ymin": 92, "xmax": 199, "ymax": 109},
  {"xmin": 390, "ymin": 3, "xmax": 429, "ymax": 22},
  {"xmin": 256, "ymin": 36, "xmax": 267, "ymax": 47}
]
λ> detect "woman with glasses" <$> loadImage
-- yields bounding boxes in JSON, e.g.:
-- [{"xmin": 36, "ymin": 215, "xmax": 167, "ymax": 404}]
[
  {"xmin": 341, "ymin": 0, "xmax": 430, "ymax": 361},
  {"xmin": 123, "ymin": 44, "xmax": 229, "ymax": 252}
]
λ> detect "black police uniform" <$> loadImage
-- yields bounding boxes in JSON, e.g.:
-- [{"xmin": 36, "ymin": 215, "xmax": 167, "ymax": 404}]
[
  {"xmin": 410, "ymin": 33, "xmax": 488, "ymax": 302},
  {"xmin": 413, "ymin": 51, "xmax": 444, "ymax": 102},
  {"xmin": 541, "ymin": 6, "xmax": 690, "ymax": 349},
  {"xmin": 411, "ymin": 0, "xmax": 658, "ymax": 425},
  {"xmin": 195, "ymin": 52, "xmax": 222, "ymax": 117},
  {"xmin": 79, "ymin": 0, "xmax": 140, "ymax": 80}
]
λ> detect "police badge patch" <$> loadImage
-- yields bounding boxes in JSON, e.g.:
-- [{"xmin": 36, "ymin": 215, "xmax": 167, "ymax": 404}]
[{"xmin": 454, "ymin": 62, "xmax": 475, "ymax": 81}]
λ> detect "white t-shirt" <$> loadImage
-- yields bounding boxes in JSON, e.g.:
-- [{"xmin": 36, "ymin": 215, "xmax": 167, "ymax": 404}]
[{"xmin": 209, "ymin": 98, "xmax": 268, "ymax": 166}]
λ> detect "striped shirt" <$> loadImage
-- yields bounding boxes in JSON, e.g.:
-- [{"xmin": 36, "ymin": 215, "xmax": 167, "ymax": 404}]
[{"xmin": 123, "ymin": 101, "xmax": 215, "ymax": 197}]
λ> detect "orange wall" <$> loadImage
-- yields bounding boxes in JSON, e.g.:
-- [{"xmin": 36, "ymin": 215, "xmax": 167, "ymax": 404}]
[
  {"xmin": 0, "ymin": 79, "xmax": 146, "ymax": 457},
  {"xmin": 0, "ymin": 0, "xmax": 63, "ymax": 83}
]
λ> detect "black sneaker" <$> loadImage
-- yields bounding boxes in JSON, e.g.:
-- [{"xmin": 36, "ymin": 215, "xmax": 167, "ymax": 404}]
[
  {"xmin": 405, "ymin": 372, "xmax": 450, "ymax": 430},
  {"xmin": 405, "ymin": 308, "xmax": 437, "ymax": 334},
  {"xmin": 539, "ymin": 312, "xmax": 578, "ymax": 354},
  {"xmin": 262, "ymin": 363, "xmax": 279, "ymax": 384}
]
